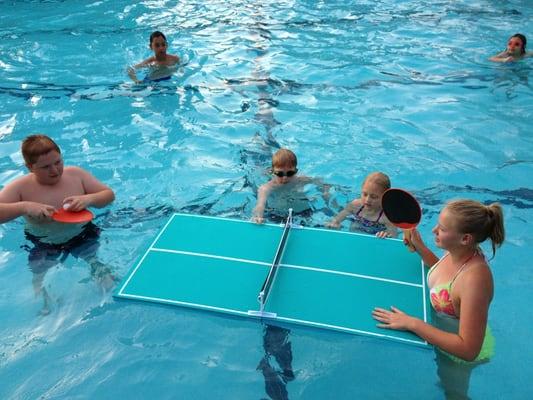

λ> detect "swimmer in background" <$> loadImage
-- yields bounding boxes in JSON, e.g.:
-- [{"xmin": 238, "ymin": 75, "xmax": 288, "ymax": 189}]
[
  {"xmin": 490, "ymin": 33, "xmax": 531, "ymax": 62},
  {"xmin": 127, "ymin": 31, "xmax": 180, "ymax": 83},
  {"xmin": 326, "ymin": 172, "xmax": 397, "ymax": 238},
  {"xmin": 252, "ymin": 148, "xmax": 330, "ymax": 224},
  {"xmin": 0, "ymin": 134, "xmax": 115, "ymax": 314}
]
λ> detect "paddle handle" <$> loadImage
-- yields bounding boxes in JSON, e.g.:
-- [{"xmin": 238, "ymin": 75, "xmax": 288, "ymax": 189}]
[{"xmin": 403, "ymin": 229, "xmax": 416, "ymax": 252}]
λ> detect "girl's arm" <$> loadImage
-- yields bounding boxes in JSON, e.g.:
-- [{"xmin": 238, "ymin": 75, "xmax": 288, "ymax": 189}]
[
  {"xmin": 376, "ymin": 216, "xmax": 398, "ymax": 238},
  {"xmin": 326, "ymin": 201, "xmax": 357, "ymax": 229},
  {"xmin": 408, "ymin": 228, "xmax": 439, "ymax": 267},
  {"xmin": 489, "ymin": 51, "xmax": 511, "ymax": 62},
  {"xmin": 373, "ymin": 264, "xmax": 492, "ymax": 361}
]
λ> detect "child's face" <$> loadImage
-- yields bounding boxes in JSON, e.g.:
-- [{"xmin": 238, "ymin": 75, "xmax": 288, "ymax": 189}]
[
  {"xmin": 360, "ymin": 180, "xmax": 385, "ymax": 211},
  {"xmin": 431, "ymin": 208, "xmax": 463, "ymax": 250},
  {"xmin": 29, "ymin": 150, "xmax": 64, "ymax": 185},
  {"xmin": 150, "ymin": 36, "xmax": 168, "ymax": 57},
  {"xmin": 272, "ymin": 163, "xmax": 297, "ymax": 184},
  {"xmin": 507, "ymin": 37, "xmax": 524, "ymax": 55}
]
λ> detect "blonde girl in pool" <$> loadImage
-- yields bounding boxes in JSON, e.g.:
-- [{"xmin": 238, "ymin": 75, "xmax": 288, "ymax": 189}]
[
  {"xmin": 326, "ymin": 172, "xmax": 397, "ymax": 238},
  {"xmin": 372, "ymin": 199, "xmax": 504, "ymax": 399}
]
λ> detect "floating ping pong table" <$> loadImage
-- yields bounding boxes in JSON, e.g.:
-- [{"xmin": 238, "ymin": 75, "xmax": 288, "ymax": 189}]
[{"xmin": 115, "ymin": 212, "xmax": 429, "ymax": 347}]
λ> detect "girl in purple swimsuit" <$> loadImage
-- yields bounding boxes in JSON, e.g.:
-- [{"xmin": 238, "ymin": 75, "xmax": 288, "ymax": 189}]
[{"xmin": 326, "ymin": 172, "xmax": 397, "ymax": 238}]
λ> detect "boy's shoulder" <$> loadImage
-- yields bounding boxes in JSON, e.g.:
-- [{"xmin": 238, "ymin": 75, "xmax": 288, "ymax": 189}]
[
  {"xmin": 63, "ymin": 165, "xmax": 85, "ymax": 174},
  {"xmin": 0, "ymin": 173, "xmax": 35, "ymax": 202},
  {"xmin": 295, "ymin": 175, "xmax": 313, "ymax": 184},
  {"xmin": 259, "ymin": 180, "xmax": 275, "ymax": 191},
  {"xmin": 168, "ymin": 54, "xmax": 180, "ymax": 63},
  {"xmin": 2, "ymin": 172, "xmax": 34, "ymax": 189},
  {"xmin": 62, "ymin": 166, "xmax": 93, "ymax": 181}
]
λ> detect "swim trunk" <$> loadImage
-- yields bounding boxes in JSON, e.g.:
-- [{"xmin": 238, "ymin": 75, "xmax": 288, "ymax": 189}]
[
  {"xmin": 143, "ymin": 75, "xmax": 171, "ymax": 83},
  {"xmin": 23, "ymin": 223, "xmax": 101, "ymax": 274},
  {"xmin": 265, "ymin": 207, "xmax": 313, "ymax": 225}
]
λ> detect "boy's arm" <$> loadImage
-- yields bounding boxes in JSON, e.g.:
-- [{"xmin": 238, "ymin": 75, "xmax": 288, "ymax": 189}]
[
  {"xmin": 326, "ymin": 201, "xmax": 357, "ymax": 229},
  {"xmin": 127, "ymin": 57, "xmax": 154, "ymax": 83},
  {"xmin": 252, "ymin": 184, "xmax": 271, "ymax": 224},
  {"xmin": 0, "ymin": 181, "xmax": 55, "ymax": 223},
  {"xmin": 63, "ymin": 168, "xmax": 115, "ymax": 212}
]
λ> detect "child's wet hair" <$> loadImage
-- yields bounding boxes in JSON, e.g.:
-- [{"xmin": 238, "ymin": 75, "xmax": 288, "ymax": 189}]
[
  {"xmin": 150, "ymin": 31, "xmax": 167, "ymax": 45},
  {"xmin": 446, "ymin": 199, "xmax": 505, "ymax": 257},
  {"xmin": 363, "ymin": 172, "xmax": 391, "ymax": 192},
  {"xmin": 21, "ymin": 134, "xmax": 61, "ymax": 165},
  {"xmin": 510, "ymin": 33, "xmax": 527, "ymax": 54},
  {"xmin": 272, "ymin": 149, "xmax": 297, "ymax": 168}
]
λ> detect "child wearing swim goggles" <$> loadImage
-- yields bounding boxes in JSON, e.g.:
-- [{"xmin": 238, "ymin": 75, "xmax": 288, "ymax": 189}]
[
  {"xmin": 252, "ymin": 148, "xmax": 328, "ymax": 224},
  {"xmin": 490, "ymin": 33, "xmax": 531, "ymax": 62},
  {"xmin": 326, "ymin": 172, "xmax": 397, "ymax": 238}
]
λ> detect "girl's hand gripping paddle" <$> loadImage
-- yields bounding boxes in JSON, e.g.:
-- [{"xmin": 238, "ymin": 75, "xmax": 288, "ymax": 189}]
[{"xmin": 381, "ymin": 188, "xmax": 421, "ymax": 252}]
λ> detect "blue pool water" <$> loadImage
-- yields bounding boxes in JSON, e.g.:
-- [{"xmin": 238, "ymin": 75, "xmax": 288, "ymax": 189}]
[{"xmin": 1, "ymin": 0, "xmax": 532, "ymax": 398}]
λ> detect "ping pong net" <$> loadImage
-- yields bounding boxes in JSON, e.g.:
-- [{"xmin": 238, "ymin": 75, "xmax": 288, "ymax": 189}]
[{"xmin": 249, "ymin": 208, "xmax": 293, "ymax": 318}]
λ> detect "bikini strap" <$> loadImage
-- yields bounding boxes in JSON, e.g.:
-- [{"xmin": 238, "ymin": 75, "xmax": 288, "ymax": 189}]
[
  {"xmin": 449, "ymin": 251, "xmax": 478, "ymax": 288},
  {"xmin": 375, "ymin": 209, "xmax": 384, "ymax": 222},
  {"xmin": 355, "ymin": 205, "xmax": 364, "ymax": 216}
]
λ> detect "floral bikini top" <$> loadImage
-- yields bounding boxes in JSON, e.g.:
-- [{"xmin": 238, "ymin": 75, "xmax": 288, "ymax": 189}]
[
  {"xmin": 349, "ymin": 205, "xmax": 387, "ymax": 235},
  {"xmin": 427, "ymin": 251, "xmax": 479, "ymax": 317}
]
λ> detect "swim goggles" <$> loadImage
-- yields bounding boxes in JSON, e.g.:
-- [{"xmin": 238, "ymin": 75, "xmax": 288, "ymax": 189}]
[{"xmin": 272, "ymin": 169, "xmax": 298, "ymax": 177}]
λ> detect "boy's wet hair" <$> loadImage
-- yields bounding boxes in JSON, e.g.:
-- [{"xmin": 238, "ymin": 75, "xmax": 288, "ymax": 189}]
[
  {"xmin": 272, "ymin": 149, "xmax": 297, "ymax": 168},
  {"xmin": 363, "ymin": 172, "xmax": 391, "ymax": 192},
  {"xmin": 511, "ymin": 33, "xmax": 527, "ymax": 54},
  {"xmin": 150, "ymin": 31, "xmax": 167, "ymax": 45},
  {"xmin": 22, "ymin": 134, "xmax": 61, "ymax": 166}
]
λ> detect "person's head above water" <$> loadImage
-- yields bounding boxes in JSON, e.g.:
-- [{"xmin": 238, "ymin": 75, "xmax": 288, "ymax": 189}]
[
  {"xmin": 21, "ymin": 134, "xmax": 63, "ymax": 186},
  {"xmin": 271, "ymin": 149, "xmax": 298, "ymax": 184},
  {"xmin": 149, "ymin": 31, "xmax": 168, "ymax": 57},
  {"xmin": 359, "ymin": 172, "xmax": 391, "ymax": 213},
  {"xmin": 362, "ymin": 171, "xmax": 390, "ymax": 192},
  {"xmin": 440, "ymin": 199, "xmax": 505, "ymax": 257},
  {"xmin": 22, "ymin": 134, "xmax": 61, "ymax": 167},
  {"xmin": 272, "ymin": 148, "xmax": 297, "ymax": 169},
  {"xmin": 507, "ymin": 33, "xmax": 526, "ymax": 56},
  {"xmin": 150, "ymin": 31, "xmax": 167, "ymax": 46}
]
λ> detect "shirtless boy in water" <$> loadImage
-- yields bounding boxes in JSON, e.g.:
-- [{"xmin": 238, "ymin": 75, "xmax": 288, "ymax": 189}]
[
  {"xmin": 128, "ymin": 31, "xmax": 180, "ymax": 83},
  {"xmin": 252, "ymin": 148, "xmax": 329, "ymax": 224},
  {"xmin": 0, "ymin": 134, "xmax": 114, "ymax": 224},
  {"xmin": 0, "ymin": 134, "xmax": 115, "ymax": 313}
]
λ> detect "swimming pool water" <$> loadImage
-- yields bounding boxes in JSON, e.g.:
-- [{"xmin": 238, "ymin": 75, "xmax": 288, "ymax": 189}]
[{"xmin": 1, "ymin": 0, "xmax": 532, "ymax": 399}]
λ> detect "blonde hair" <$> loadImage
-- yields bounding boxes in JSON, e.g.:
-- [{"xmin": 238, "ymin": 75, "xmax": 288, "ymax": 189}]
[
  {"xmin": 363, "ymin": 172, "xmax": 391, "ymax": 192},
  {"xmin": 446, "ymin": 199, "xmax": 505, "ymax": 257},
  {"xmin": 272, "ymin": 148, "xmax": 297, "ymax": 168},
  {"xmin": 21, "ymin": 134, "xmax": 61, "ymax": 165}
]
